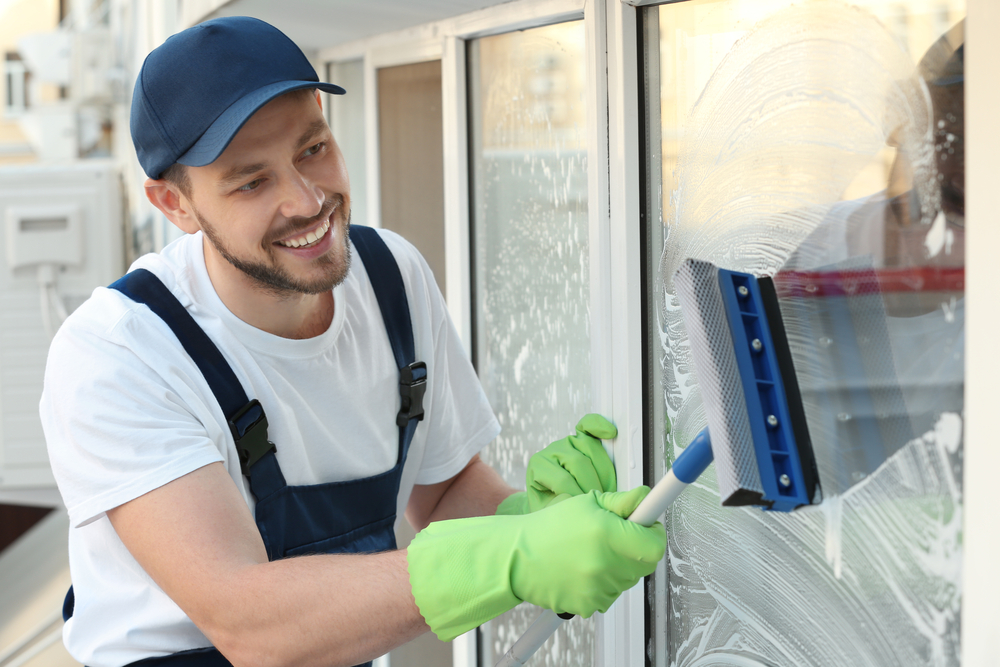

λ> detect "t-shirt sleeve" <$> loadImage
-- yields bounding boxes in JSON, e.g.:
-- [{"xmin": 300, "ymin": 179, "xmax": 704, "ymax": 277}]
[{"xmin": 41, "ymin": 294, "xmax": 226, "ymax": 528}]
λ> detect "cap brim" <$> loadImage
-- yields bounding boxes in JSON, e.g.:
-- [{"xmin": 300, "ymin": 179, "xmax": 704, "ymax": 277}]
[{"xmin": 176, "ymin": 80, "xmax": 345, "ymax": 168}]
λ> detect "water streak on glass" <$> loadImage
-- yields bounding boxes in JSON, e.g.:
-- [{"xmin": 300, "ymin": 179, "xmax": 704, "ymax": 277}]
[
  {"xmin": 468, "ymin": 21, "xmax": 592, "ymax": 667},
  {"xmin": 649, "ymin": 1, "xmax": 965, "ymax": 666}
]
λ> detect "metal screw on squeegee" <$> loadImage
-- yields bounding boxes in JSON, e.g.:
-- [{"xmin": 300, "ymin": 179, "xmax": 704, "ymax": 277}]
[{"xmin": 751, "ymin": 338, "xmax": 763, "ymax": 352}]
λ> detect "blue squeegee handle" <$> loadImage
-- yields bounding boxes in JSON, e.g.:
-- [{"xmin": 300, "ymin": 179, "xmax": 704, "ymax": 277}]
[{"xmin": 494, "ymin": 428, "xmax": 714, "ymax": 667}]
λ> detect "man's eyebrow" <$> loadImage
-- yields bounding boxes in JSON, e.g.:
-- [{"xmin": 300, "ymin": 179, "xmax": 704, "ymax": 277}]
[
  {"xmin": 297, "ymin": 119, "xmax": 330, "ymax": 149},
  {"xmin": 216, "ymin": 120, "xmax": 330, "ymax": 191},
  {"xmin": 218, "ymin": 161, "xmax": 269, "ymax": 190}
]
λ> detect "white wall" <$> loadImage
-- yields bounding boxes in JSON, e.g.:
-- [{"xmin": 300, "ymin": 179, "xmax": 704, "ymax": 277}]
[{"xmin": 960, "ymin": 0, "xmax": 999, "ymax": 664}]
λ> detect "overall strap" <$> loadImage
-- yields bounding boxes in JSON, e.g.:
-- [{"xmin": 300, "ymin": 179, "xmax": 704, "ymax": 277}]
[
  {"xmin": 109, "ymin": 270, "xmax": 280, "ymax": 495},
  {"xmin": 349, "ymin": 225, "xmax": 427, "ymax": 462},
  {"xmin": 108, "ymin": 229, "xmax": 426, "ymax": 495}
]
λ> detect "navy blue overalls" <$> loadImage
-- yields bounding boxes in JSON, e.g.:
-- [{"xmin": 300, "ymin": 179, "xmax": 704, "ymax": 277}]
[{"xmin": 63, "ymin": 225, "xmax": 427, "ymax": 667}]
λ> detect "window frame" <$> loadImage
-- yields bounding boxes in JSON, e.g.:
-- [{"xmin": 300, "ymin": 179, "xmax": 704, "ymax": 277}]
[
  {"xmin": 319, "ymin": 2, "xmax": 652, "ymax": 665},
  {"xmin": 314, "ymin": 0, "xmax": 1000, "ymax": 664},
  {"xmin": 318, "ymin": 0, "xmax": 589, "ymax": 357},
  {"xmin": 641, "ymin": 1, "xmax": 998, "ymax": 666},
  {"xmin": 963, "ymin": 0, "xmax": 1000, "ymax": 661}
]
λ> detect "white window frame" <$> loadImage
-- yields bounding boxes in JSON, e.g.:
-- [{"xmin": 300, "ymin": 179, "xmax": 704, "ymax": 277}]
[
  {"xmin": 590, "ymin": 2, "xmax": 649, "ymax": 665},
  {"xmin": 628, "ymin": 1, "xmax": 1000, "ymax": 665},
  {"xmin": 318, "ymin": 1, "xmax": 648, "ymax": 666},
  {"xmin": 318, "ymin": 0, "xmax": 1000, "ymax": 665},
  {"xmin": 963, "ymin": 0, "xmax": 1000, "ymax": 664}
]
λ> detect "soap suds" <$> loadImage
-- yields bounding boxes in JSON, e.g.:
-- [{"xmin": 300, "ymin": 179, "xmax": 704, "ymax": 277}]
[{"xmin": 657, "ymin": 3, "xmax": 962, "ymax": 666}]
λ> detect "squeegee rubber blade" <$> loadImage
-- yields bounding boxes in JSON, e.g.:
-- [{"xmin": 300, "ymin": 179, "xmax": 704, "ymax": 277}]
[
  {"xmin": 674, "ymin": 259, "xmax": 764, "ymax": 506},
  {"xmin": 757, "ymin": 276, "xmax": 821, "ymax": 505}
]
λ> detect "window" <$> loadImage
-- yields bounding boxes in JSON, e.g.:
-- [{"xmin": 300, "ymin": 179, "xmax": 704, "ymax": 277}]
[
  {"xmin": 469, "ymin": 20, "xmax": 593, "ymax": 667},
  {"xmin": 643, "ymin": 2, "xmax": 965, "ymax": 665},
  {"xmin": 5, "ymin": 52, "xmax": 28, "ymax": 116}
]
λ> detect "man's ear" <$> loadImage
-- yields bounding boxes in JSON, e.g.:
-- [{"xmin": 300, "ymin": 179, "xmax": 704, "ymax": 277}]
[
  {"xmin": 314, "ymin": 89, "xmax": 323, "ymax": 110},
  {"xmin": 145, "ymin": 178, "xmax": 199, "ymax": 234}
]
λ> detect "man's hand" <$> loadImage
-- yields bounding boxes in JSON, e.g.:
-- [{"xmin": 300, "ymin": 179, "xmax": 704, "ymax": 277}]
[
  {"xmin": 497, "ymin": 414, "xmax": 618, "ymax": 515},
  {"xmin": 408, "ymin": 486, "xmax": 665, "ymax": 641}
]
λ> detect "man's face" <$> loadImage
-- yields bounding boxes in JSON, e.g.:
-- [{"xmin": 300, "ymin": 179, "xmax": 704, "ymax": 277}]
[{"xmin": 184, "ymin": 90, "xmax": 352, "ymax": 297}]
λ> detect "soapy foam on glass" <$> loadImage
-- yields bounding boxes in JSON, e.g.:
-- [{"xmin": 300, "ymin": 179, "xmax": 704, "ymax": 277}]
[
  {"xmin": 471, "ymin": 22, "xmax": 595, "ymax": 667},
  {"xmin": 655, "ymin": 2, "xmax": 963, "ymax": 666}
]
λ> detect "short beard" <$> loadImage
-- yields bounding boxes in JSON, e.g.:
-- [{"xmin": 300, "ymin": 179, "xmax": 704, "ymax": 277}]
[{"xmin": 195, "ymin": 196, "xmax": 352, "ymax": 297}]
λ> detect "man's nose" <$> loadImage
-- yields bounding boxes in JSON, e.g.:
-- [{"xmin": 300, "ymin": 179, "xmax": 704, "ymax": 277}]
[{"xmin": 279, "ymin": 171, "xmax": 324, "ymax": 220}]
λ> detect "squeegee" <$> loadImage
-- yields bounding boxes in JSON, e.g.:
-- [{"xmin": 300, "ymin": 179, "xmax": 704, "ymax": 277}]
[{"xmin": 495, "ymin": 257, "xmax": 825, "ymax": 666}]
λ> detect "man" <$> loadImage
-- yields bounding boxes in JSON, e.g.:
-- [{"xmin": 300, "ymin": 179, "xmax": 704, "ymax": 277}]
[{"xmin": 40, "ymin": 16, "xmax": 665, "ymax": 667}]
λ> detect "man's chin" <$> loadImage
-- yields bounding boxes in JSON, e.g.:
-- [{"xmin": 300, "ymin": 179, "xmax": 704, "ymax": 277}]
[{"xmin": 285, "ymin": 239, "xmax": 352, "ymax": 295}]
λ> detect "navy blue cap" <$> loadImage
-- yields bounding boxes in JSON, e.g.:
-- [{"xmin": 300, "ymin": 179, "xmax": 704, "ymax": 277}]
[{"xmin": 130, "ymin": 16, "xmax": 345, "ymax": 179}]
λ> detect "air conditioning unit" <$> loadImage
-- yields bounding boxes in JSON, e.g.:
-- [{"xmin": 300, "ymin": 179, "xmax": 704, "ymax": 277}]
[
  {"xmin": 0, "ymin": 161, "xmax": 124, "ymax": 506},
  {"xmin": 16, "ymin": 30, "xmax": 71, "ymax": 87},
  {"xmin": 17, "ymin": 27, "xmax": 113, "ymax": 103},
  {"xmin": 15, "ymin": 104, "xmax": 78, "ymax": 161}
]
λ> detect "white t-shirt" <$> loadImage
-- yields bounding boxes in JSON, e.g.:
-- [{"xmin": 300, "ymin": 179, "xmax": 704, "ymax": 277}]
[{"xmin": 41, "ymin": 229, "xmax": 500, "ymax": 667}]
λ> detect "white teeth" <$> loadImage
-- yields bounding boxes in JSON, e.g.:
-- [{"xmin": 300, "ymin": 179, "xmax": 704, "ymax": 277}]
[{"xmin": 279, "ymin": 220, "xmax": 330, "ymax": 248}]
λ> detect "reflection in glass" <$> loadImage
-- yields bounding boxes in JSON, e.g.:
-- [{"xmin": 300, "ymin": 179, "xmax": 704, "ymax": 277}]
[
  {"xmin": 468, "ymin": 21, "xmax": 592, "ymax": 667},
  {"xmin": 647, "ymin": 1, "xmax": 965, "ymax": 666}
]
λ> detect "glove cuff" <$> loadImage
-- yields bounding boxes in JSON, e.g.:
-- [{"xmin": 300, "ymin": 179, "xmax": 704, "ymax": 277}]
[
  {"xmin": 407, "ymin": 516, "xmax": 522, "ymax": 641},
  {"xmin": 496, "ymin": 491, "xmax": 530, "ymax": 515}
]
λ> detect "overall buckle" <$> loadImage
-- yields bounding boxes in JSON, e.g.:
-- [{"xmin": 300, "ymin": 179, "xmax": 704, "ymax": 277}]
[
  {"xmin": 397, "ymin": 361, "xmax": 427, "ymax": 427},
  {"xmin": 229, "ymin": 399, "xmax": 276, "ymax": 475}
]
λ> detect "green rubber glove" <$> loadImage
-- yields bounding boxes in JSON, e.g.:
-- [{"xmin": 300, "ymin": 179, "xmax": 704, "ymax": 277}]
[
  {"xmin": 496, "ymin": 414, "xmax": 618, "ymax": 516},
  {"xmin": 408, "ymin": 486, "xmax": 665, "ymax": 641},
  {"xmin": 495, "ymin": 490, "xmax": 531, "ymax": 515}
]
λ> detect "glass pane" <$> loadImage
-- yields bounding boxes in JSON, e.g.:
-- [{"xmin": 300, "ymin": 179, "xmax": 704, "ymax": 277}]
[
  {"xmin": 469, "ymin": 21, "xmax": 591, "ymax": 667},
  {"xmin": 647, "ymin": 1, "xmax": 965, "ymax": 666}
]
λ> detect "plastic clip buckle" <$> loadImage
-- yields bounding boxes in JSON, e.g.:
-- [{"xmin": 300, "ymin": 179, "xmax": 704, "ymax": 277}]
[
  {"xmin": 397, "ymin": 361, "xmax": 428, "ymax": 427},
  {"xmin": 228, "ymin": 399, "xmax": 276, "ymax": 476}
]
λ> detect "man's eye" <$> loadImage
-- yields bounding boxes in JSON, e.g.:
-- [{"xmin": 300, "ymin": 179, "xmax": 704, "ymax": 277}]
[
  {"xmin": 304, "ymin": 142, "xmax": 324, "ymax": 157},
  {"xmin": 237, "ymin": 179, "xmax": 262, "ymax": 192}
]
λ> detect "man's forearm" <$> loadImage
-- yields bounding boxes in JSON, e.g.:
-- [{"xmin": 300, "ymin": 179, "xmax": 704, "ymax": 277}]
[
  {"xmin": 108, "ymin": 463, "xmax": 429, "ymax": 667},
  {"xmin": 407, "ymin": 455, "xmax": 518, "ymax": 530},
  {"xmin": 206, "ymin": 549, "xmax": 427, "ymax": 667}
]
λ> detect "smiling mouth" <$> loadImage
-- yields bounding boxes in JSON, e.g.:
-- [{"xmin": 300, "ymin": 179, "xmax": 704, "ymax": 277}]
[{"xmin": 276, "ymin": 218, "xmax": 332, "ymax": 249}]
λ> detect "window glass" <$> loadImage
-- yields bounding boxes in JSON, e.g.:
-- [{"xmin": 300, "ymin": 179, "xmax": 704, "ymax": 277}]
[
  {"xmin": 4, "ymin": 53, "xmax": 27, "ymax": 115},
  {"xmin": 646, "ymin": 1, "xmax": 965, "ymax": 665},
  {"xmin": 468, "ymin": 20, "xmax": 591, "ymax": 667}
]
